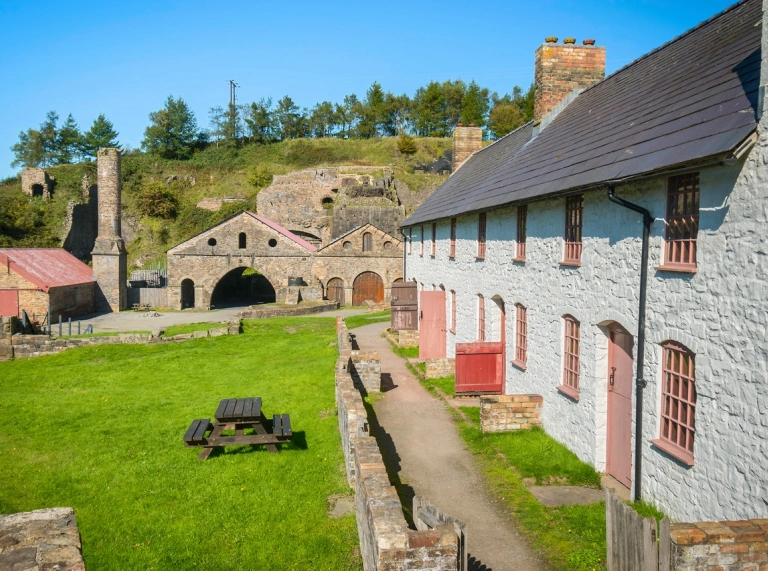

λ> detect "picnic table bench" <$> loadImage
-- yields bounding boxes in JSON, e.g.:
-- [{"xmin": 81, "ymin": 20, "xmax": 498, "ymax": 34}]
[{"xmin": 184, "ymin": 397, "xmax": 292, "ymax": 460}]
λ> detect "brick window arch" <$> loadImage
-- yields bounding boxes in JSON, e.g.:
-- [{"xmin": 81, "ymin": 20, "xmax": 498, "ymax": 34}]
[
  {"xmin": 558, "ymin": 315, "xmax": 580, "ymax": 399},
  {"xmin": 652, "ymin": 341, "xmax": 696, "ymax": 465}
]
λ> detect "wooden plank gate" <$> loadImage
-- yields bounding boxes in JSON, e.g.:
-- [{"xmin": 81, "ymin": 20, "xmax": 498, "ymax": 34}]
[
  {"xmin": 455, "ymin": 342, "xmax": 504, "ymax": 394},
  {"xmin": 352, "ymin": 272, "xmax": 384, "ymax": 306},
  {"xmin": 413, "ymin": 496, "xmax": 467, "ymax": 571},
  {"xmin": 606, "ymin": 489, "xmax": 670, "ymax": 571},
  {"xmin": 326, "ymin": 278, "xmax": 345, "ymax": 306},
  {"xmin": 391, "ymin": 281, "xmax": 417, "ymax": 332}
]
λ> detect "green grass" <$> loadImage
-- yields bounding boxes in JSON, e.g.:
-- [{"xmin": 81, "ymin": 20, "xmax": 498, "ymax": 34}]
[
  {"xmin": 420, "ymin": 375, "xmax": 455, "ymax": 398},
  {"xmin": 456, "ymin": 407, "xmax": 606, "ymax": 571},
  {"xmin": 0, "ymin": 317, "xmax": 360, "ymax": 571},
  {"xmin": 344, "ymin": 310, "xmax": 391, "ymax": 329},
  {"xmin": 163, "ymin": 321, "xmax": 228, "ymax": 336}
]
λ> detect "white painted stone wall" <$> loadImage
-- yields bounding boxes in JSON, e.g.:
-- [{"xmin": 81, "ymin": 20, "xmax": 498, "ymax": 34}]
[{"xmin": 405, "ymin": 148, "xmax": 768, "ymax": 521}]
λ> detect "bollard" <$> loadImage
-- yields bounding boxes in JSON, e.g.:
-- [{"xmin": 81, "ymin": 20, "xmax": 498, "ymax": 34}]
[
  {"xmin": 48, "ymin": 308, "xmax": 51, "ymax": 335},
  {"xmin": 68, "ymin": 317, "xmax": 72, "ymax": 336},
  {"xmin": 59, "ymin": 315, "xmax": 62, "ymax": 337},
  {"xmin": 78, "ymin": 321, "xmax": 81, "ymax": 335}
]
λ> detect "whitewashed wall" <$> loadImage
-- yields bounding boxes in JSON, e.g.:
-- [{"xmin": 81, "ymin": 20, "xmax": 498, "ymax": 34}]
[{"xmin": 405, "ymin": 150, "xmax": 768, "ymax": 521}]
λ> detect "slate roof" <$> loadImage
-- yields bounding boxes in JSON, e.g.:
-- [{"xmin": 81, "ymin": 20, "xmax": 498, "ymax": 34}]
[
  {"xmin": 0, "ymin": 249, "xmax": 95, "ymax": 292},
  {"xmin": 246, "ymin": 213, "xmax": 318, "ymax": 251},
  {"xmin": 403, "ymin": 0, "xmax": 761, "ymax": 226}
]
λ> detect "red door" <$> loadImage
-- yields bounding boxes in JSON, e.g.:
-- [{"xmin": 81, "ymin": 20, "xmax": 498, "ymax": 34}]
[
  {"xmin": 455, "ymin": 342, "xmax": 504, "ymax": 393},
  {"xmin": 0, "ymin": 290, "xmax": 19, "ymax": 317},
  {"xmin": 419, "ymin": 291, "xmax": 446, "ymax": 360},
  {"xmin": 607, "ymin": 328, "xmax": 634, "ymax": 489}
]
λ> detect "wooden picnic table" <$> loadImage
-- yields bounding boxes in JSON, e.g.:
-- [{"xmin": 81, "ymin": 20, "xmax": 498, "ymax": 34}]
[{"xmin": 183, "ymin": 397, "xmax": 292, "ymax": 460}]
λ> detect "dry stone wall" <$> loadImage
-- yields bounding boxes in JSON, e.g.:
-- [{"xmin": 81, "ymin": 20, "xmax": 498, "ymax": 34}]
[{"xmin": 0, "ymin": 508, "xmax": 85, "ymax": 571}]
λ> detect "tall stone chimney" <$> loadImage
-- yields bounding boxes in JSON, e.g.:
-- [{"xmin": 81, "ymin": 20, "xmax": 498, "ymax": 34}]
[
  {"xmin": 91, "ymin": 148, "xmax": 127, "ymax": 313},
  {"xmin": 452, "ymin": 125, "xmax": 483, "ymax": 171},
  {"xmin": 534, "ymin": 38, "xmax": 606, "ymax": 122}
]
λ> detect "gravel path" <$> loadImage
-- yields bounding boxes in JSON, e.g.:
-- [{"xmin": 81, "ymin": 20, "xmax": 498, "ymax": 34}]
[{"xmin": 352, "ymin": 322, "xmax": 549, "ymax": 571}]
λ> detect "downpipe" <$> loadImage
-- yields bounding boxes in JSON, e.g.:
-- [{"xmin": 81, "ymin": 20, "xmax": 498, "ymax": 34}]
[
  {"xmin": 399, "ymin": 228, "xmax": 408, "ymax": 281},
  {"xmin": 606, "ymin": 184, "xmax": 653, "ymax": 503}
]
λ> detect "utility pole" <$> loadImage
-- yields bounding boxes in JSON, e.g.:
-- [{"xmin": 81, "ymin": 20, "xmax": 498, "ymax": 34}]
[{"xmin": 229, "ymin": 79, "xmax": 239, "ymax": 106}]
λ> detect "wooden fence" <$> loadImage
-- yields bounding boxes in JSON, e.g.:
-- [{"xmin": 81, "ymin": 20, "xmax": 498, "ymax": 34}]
[
  {"xmin": 127, "ymin": 288, "xmax": 168, "ymax": 309},
  {"xmin": 606, "ymin": 489, "xmax": 670, "ymax": 571}
]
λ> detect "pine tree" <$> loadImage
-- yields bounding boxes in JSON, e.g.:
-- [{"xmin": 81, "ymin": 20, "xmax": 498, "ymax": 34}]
[
  {"xmin": 142, "ymin": 96, "xmax": 200, "ymax": 159},
  {"xmin": 82, "ymin": 114, "xmax": 120, "ymax": 158}
]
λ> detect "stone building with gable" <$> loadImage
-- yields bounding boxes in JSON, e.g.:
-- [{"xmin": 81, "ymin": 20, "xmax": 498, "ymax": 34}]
[{"xmin": 401, "ymin": 0, "xmax": 767, "ymax": 521}]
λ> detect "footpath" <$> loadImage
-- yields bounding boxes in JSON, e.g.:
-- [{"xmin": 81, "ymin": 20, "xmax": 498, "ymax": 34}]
[{"xmin": 352, "ymin": 321, "xmax": 548, "ymax": 571}]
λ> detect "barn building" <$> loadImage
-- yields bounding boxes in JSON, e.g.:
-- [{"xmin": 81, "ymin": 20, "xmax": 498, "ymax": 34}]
[
  {"xmin": 402, "ymin": 0, "xmax": 767, "ymax": 521},
  {"xmin": 0, "ymin": 249, "xmax": 96, "ymax": 322},
  {"xmin": 166, "ymin": 212, "xmax": 402, "ymax": 309}
]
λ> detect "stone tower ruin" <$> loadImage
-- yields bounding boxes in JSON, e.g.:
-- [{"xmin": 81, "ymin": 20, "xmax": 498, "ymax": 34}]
[{"xmin": 91, "ymin": 148, "xmax": 127, "ymax": 312}]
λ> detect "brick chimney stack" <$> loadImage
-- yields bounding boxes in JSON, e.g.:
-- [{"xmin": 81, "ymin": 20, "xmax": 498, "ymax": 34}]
[
  {"xmin": 452, "ymin": 125, "xmax": 483, "ymax": 172},
  {"xmin": 534, "ymin": 38, "xmax": 606, "ymax": 123},
  {"xmin": 91, "ymin": 148, "xmax": 127, "ymax": 312}
]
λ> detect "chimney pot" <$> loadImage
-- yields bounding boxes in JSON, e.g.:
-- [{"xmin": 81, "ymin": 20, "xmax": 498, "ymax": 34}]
[
  {"xmin": 564, "ymin": 37, "xmax": 576, "ymax": 44},
  {"xmin": 545, "ymin": 36, "xmax": 558, "ymax": 44},
  {"xmin": 457, "ymin": 122, "xmax": 464, "ymax": 127},
  {"xmin": 469, "ymin": 123, "xmax": 476, "ymax": 127},
  {"xmin": 583, "ymin": 39, "xmax": 596, "ymax": 46}
]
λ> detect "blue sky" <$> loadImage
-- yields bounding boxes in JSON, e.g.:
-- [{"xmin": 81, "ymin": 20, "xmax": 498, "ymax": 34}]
[{"xmin": 0, "ymin": 0, "xmax": 735, "ymax": 179}]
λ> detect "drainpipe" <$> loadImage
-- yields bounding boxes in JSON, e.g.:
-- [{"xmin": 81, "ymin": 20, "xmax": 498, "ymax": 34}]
[
  {"xmin": 606, "ymin": 184, "xmax": 653, "ymax": 503},
  {"xmin": 398, "ymin": 228, "xmax": 408, "ymax": 281}
]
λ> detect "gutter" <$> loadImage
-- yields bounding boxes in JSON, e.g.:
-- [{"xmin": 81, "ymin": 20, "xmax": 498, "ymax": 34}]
[{"xmin": 606, "ymin": 183, "xmax": 653, "ymax": 503}]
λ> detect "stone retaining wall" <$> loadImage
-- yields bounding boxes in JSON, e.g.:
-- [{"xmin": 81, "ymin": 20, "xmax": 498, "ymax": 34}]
[
  {"xmin": 238, "ymin": 301, "xmax": 338, "ymax": 319},
  {"xmin": 670, "ymin": 519, "xmax": 768, "ymax": 570},
  {"xmin": 480, "ymin": 394, "xmax": 543, "ymax": 432},
  {"xmin": 0, "ymin": 508, "xmax": 84, "ymax": 571},
  {"xmin": 398, "ymin": 330, "xmax": 419, "ymax": 348},
  {"xmin": 425, "ymin": 358, "xmax": 454, "ymax": 379},
  {"xmin": 0, "ymin": 321, "xmax": 240, "ymax": 362},
  {"xmin": 335, "ymin": 317, "xmax": 459, "ymax": 570}
]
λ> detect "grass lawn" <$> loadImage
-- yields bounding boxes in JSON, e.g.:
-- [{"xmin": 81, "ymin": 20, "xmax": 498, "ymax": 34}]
[
  {"xmin": 344, "ymin": 310, "xmax": 391, "ymax": 329},
  {"xmin": 0, "ymin": 317, "xmax": 360, "ymax": 571},
  {"xmin": 163, "ymin": 321, "xmax": 228, "ymax": 336},
  {"xmin": 457, "ymin": 407, "xmax": 606, "ymax": 571},
  {"xmin": 59, "ymin": 330, "xmax": 151, "ymax": 339}
]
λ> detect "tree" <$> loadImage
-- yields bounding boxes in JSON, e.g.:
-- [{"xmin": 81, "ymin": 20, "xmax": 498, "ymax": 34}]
[
  {"xmin": 358, "ymin": 82, "xmax": 387, "ymax": 138},
  {"xmin": 489, "ymin": 103, "xmax": 524, "ymax": 138},
  {"xmin": 412, "ymin": 82, "xmax": 447, "ymax": 137},
  {"xmin": 55, "ymin": 114, "xmax": 84, "ymax": 164},
  {"xmin": 245, "ymin": 98, "xmax": 277, "ymax": 143},
  {"xmin": 512, "ymin": 84, "xmax": 536, "ymax": 123},
  {"xmin": 309, "ymin": 101, "xmax": 337, "ymax": 138},
  {"xmin": 442, "ymin": 79, "xmax": 466, "ymax": 132},
  {"xmin": 383, "ymin": 93, "xmax": 411, "ymax": 136},
  {"xmin": 336, "ymin": 94, "xmax": 359, "ymax": 138},
  {"xmin": 208, "ymin": 103, "xmax": 243, "ymax": 146},
  {"xmin": 460, "ymin": 81, "xmax": 490, "ymax": 128},
  {"xmin": 275, "ymin": 96, "xmax": 302, "ymax": 140},
  {"xmin": 142, "ymin": 96, "xmax": 201, "ymax": 160},
  {"xmin": 10, "ymin": 111, "xmax": 60, "ymax": 168},
  {"xmin": 397, "ymin": 133, "xmax": 417, "ymax": 155},
  {"xmin": 81, "ymin": 114, "xmax": 119, "ymax": 158}
]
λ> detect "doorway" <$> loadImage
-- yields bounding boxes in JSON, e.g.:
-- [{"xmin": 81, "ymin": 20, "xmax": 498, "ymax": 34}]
[
  {"xmin": 180, "ymin": 279, "xmax": 195, "ymax": 309},
  {"xmin": 419, "ymin": 290, "xmax": 446, "ymax": 360},
  {"xmin": 352, "ymin": 271, "xmax": 384, "ymax": 306},
  {"xmin": 607, "ymin": 325, "xmax": 634, "ymax": 489}
]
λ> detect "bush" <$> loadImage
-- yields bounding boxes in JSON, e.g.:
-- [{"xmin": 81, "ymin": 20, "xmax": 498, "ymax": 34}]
[
  {"xmin": 135, "ymin": 182, "xmax": 179, "ymax": 219},
  {"xmin": 247, "ymin": 164, "xmax": 273, "ymax": 189},
  {"xmin": 397, "ymin": 134, "xmax": 417, "ymax": 155}
]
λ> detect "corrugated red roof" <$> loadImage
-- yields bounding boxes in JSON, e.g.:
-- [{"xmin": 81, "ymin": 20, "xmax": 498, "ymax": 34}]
[
  {"xmin": 247, "ymin": 213, "xmax": 318, "ymax": 251},
  {"xmin": 0, "ymin": 249, "xmax": 95, "ymax": 292}
]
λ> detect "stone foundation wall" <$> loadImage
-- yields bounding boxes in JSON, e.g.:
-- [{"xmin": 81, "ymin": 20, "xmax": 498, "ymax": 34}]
[
  {"xmin": 349, "ymin": 352, "xmax": 381, "ymax": 394},
  {"xmin": 0, "ymin": 321, "xmax": 240, "ymax": 362},
  {"xmin": 335, "ymin": 317, "xmax": 459, "ymax": 570},
  {"xmin": 480, "ymin": 394, "xmax": 543, "ymax": 433},
  {"xmin": 398, "ymin": 330, "xmax": 419, "ymax": 348},
  {"xmin": 670, "ymin": 519, "xmax": 768, "ymax": 570},
  {"xmin": 238, "ymin": 301, "xmax": 338, "ymax": 319},
  {"xmin": 0, "ymin": 508, "xmax": 84, "ymax": 571},
  {"xmin": 425, "ymin": 358, "xmax": 454, "ymax": 379}
]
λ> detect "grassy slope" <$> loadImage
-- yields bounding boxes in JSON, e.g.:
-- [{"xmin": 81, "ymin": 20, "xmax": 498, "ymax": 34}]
[
  {"xmin": 0, "ymin": 317, "xmax": 360, "ymax": 571},
  {"xmin": 0, "ymin": 137, "xmax": 451, "ymax": 268},
  {"xmin": 344, "ymin": 310, "xmax": 391, "ymax": 329}
]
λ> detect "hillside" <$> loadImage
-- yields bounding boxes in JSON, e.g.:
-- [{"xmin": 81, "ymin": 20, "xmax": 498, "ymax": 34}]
[{"xmin": 0, "ymin": 137, "xmax": 452, "ymax": 269}]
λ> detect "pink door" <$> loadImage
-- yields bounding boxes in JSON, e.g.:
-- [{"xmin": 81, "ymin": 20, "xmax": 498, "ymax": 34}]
[
  {"xmin": 607, "ymin": 328, "xmax": 634, "ymax": 488},
  {"xmin": 419, "ymin": 291, "xmax": 446, "ymax": 360},
  {"xmin": 455, "ymin": 342, "xmax": 504, "ymax": 393},
  {"xmin": 0, "ymin": 290, "xmax": 19, "ymax": 317}
]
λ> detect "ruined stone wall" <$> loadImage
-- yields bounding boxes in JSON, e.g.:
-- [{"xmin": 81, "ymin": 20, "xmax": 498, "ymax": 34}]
[
  {"xmin": 331, "ymin": 205, "xmax": 405, "ymax": 239},
  {"xmin": 480, "ymin": 394, "xmax": 543, "ymax": 433},
  {"xmin": 452, "ymin": 126, "xmax": 483, "ymax": 171},
  {"xmin": 534, "ymin": 40, "xmax": 606, "ymax": 122},
  {"xmin": 0, "ymin": 508, "xmax": 85, "ymax": 571},
  {"xmin": 48, "ymin": 284, "xmax": 95, "ymax": 320},
  {"xmin": 20, "ymin": 168, "xmax": 53, "ymax": 199},
  {"xmin": 237, "ymin": 301, "xmax": 338, "ymax": 319},
  {"xmin": 669, "ymin": 519, "xmax": 768, "ymax": 570}
]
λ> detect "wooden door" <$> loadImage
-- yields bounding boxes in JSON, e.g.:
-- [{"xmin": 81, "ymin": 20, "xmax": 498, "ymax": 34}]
[
  {"xmin": 0, "ymin": 290, "xmax": 19, "ymax": 317},
  {"xmin": 419, "ymin": 290, "xmax": 446, "ymax": 359},
  {"xmin": 455, "ymin": 342, "xmax": 504, "ymax": 393},
  {"xmin": 607, "ymin": 328, "xmax": 634, "ymax": 489},
  {"xmin": 326, "ymin": 278, "xmax": 345, "ymax": 305},
  {"xmin": 391, "ymin": 281, "xmax": 417, "ymax": 331},
  {"xmin": 352, "ymin": 272, "xmax": 384, "ymax": 306}
]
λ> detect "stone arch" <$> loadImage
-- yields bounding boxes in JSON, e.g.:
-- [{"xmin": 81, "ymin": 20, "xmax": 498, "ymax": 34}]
[
  {"xmin": 31, "ymin": 184, "xmax": 44, "ymax": 198},
  {"xmin": 181, "ymin": 279, "xmax": 195, "ymax": 309},
  {"xmin": 210, "ymin": 267, "xmax": 276, "ymax": 308},
  {"xmin": 490, "ymin": 295, "xmax": 506, "ymax": 343},
  {"xmin": 352, "ymin": 271, "xmax": 384, "ymax": 306},
  {"xmin": 326, "ymin": 277, "xmax": 345, "ymax": 305}
]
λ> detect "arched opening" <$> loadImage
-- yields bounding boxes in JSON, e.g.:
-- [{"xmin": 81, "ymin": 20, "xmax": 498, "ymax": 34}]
[
  {"xmin": 181, "ymin": 279, "xmax": 195, "ymax": 309},
  {"xmin": 326, "ymin": 278, "xmax": 345, "ymax": 305},
  {"xmin": 239, "ymin": 232, "xmax": 247, "ymax": 249},
  {"xmin": 31, "ymin": 184, "xmax": 44, "ymax": 198},
  {"xmin": 211, "ymin": 267, "xmax": 275, "ymax": 308},
  {"xmin": 362, "ymin": 232, "xmax": 373, "ymax": 252},
  {"xmin": 321, "ymin": 196, "xmax": 334, "ymax": 209},
  {"xmin": 352, "ymin": 271, "xmax": 384, "ymax": 306}
]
